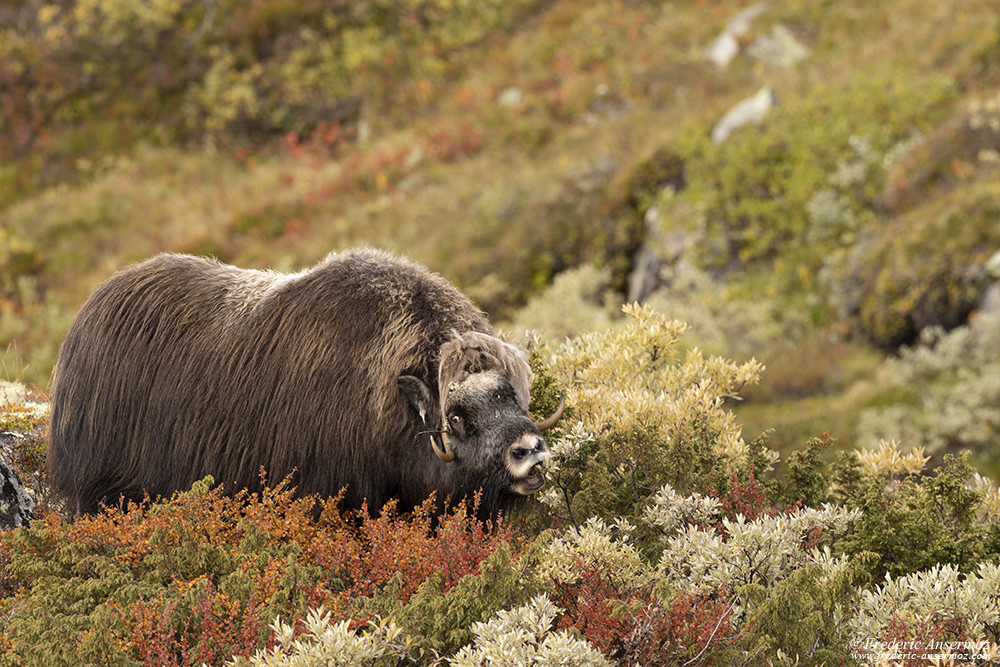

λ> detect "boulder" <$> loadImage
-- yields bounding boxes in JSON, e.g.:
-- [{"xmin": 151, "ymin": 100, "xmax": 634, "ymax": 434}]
[
  {"xmin": 712, "ymin": 87, "xmax": 778, "ymax": 144},
  {"xmin": 705, "ymin": 3, "xmax": 768, "ymax": 68},
  {"xmin": 747, "ymin": 24, "xmax": 808, "ymax": 69},
  {"xmin": 0, "ymin": 431, "xmax": 34, "ymax": 528}
]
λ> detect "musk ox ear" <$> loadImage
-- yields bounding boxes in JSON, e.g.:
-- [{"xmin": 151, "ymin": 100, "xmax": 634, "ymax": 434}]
[
  {"xmin": 437, "ymin": 331, "xmax": 532, "ymax": 411},
  {"xmin": 399, "ymin": 374, "xmax": 455, "ymax": 463},
  {"xmin": 398, "ymin": 375, "xmax": 434, "ymax": 425}
]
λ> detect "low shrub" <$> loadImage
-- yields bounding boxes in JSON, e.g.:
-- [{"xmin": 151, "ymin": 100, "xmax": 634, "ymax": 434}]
[
  {"xmin": 0, "ymin": 477, "xmax": 517, "ymax": 666},
  {"xmin": 450, "ymin": 595, "xmax": 611, "ymax": 667},
  {"xmin": 537, "ymin": 302, "xmax": 765, "ymax": 533},
  {"xmin": 856, "ymin": 313, "xmax": 1000, "ymax": 472},
  {"xmin": 835, "ymin": 444, "xmax": 992, "ymax": 580},
  {"xmin": 3, "ymin": 309, "xmax": 1000, "ymax": 666},
  {"xmin": 668, "ymin": 69, "xmax": 954, "ymax": 276}
]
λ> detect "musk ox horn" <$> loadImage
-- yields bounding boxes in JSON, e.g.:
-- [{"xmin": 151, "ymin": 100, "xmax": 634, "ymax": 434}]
[
  {"xmin": 431, "ymin": 423, "xmax": 456, "ymax": 463},
  {"xmin": 534, "ymin": 392, "xmax": 565, "ymax": 431}
]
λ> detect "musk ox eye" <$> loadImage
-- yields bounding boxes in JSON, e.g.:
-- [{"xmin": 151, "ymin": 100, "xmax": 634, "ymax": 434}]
[{"xmin": 449, "ymin": 413, "xmax": 465, "ymax": 435}]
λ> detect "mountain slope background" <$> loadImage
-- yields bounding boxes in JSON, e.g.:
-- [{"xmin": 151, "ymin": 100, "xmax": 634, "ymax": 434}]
[{"xmin": 2, "ymin": 0, "xmax": 1000, "ymax": 474}]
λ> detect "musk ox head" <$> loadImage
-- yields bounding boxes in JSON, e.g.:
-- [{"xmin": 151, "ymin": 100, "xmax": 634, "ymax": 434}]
[{"xmin": 398, "ymin": 331, "xmax": 562, "ymax": 504}]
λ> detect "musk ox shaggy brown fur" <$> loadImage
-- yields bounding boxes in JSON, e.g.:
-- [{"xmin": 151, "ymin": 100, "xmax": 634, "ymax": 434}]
[{"xmin": 48, "ymin": 248, "xmax": 562, "ymax": 517}]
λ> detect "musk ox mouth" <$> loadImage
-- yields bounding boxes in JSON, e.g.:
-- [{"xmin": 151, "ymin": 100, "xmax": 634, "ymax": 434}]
[
  {"xmin": 511, "ymin": 464, "xmax": 546, "ymax": 495},
  {"xmin": 523, "ymin": 467, "xmax": 545, "ymax": 492}
]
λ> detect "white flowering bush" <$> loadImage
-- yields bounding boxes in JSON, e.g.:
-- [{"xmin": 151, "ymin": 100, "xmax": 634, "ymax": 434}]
[
  {"xmin": 224, "ymin": 609, "xmax": 412, "ymax": 667},
  {"xmin": 851, "ymin": 562, "xmax": 1000, "ymax": 645},
  {"xmin": 655, "ymin": 504, "xmax": 859, "ymax": 599},
  {"xmin": 856, "ymin": 313, "xmax": 1000, "ymax": 461},
  {"xmin": 450, "ymin": 595, "xmax": 611, "ymax": 667}
]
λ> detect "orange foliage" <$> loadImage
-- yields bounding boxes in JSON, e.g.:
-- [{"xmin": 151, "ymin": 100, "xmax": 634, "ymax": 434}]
[{"xmin": 0, "ymin": 477, "xmax": 520, "ymax": 665}]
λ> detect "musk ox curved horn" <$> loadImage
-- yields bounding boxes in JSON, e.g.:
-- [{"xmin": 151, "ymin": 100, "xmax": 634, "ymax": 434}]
[
  {"xmin": 534, "ymin": 392, "xmax": 565, "ymax": 431},
  {"xmin": 431, "ymin": 426, "xmax": 456, "ymax": 463}
]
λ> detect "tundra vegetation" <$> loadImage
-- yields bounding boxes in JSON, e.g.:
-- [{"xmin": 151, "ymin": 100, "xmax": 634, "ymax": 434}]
[
  {"xmin": 3, "ymin": 0, "xmax": 1000, "ymax": 664},
  {"xmin": 2, "ymin": 305, "xmax": 1000, "ymax": 665}
]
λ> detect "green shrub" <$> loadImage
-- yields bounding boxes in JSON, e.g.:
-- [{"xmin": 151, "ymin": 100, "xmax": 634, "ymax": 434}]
[
  {"xmin": 835, "ymin": 444, "xmax": 992, "ymax": 579},
  {"xmin": 739, "ymin": 557, "xmax": 874, "ymax": 666},
  {"xmin": 670, "ymin": 70, "xmax": 954, "ymax": 274},
  {"xmin": 363, "ymin": 540, "xmax": 541, "ymax": 658}
]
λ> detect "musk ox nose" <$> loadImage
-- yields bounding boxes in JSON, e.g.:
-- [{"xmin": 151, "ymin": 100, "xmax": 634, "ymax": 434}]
[{"xmin": 506, "ymin": 433, "xmax": 551, "ymax": 495}]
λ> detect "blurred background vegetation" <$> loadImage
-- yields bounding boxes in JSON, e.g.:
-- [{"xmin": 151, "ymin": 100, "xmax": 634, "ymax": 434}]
[{"xmin": 2, "ymin": 0, "xmax": 1000, "ymax": 476}]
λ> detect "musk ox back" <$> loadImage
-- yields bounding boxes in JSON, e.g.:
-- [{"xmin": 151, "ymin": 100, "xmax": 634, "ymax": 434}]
[{"xmin": 48, "ymin": 248, "xmax": 561, "ymax": 517}]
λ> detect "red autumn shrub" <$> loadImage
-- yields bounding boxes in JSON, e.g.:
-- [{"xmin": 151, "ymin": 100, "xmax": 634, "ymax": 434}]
[
  {"xmin": 872, "ymin": 613, "xmax": 975, "ymax": 667},
  {"xmin": 549, "ymin": 558, "xmax": 735, "ymax": 666},
  {"xmin": 304, "ymin": 492, "xmax": 520, "ymax": 621}
]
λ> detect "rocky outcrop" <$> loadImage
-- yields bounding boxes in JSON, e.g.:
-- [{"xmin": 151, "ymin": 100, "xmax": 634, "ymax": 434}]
[{"xmin": 0, "ymin": 431, "xmax": 34, "ymax": 528}]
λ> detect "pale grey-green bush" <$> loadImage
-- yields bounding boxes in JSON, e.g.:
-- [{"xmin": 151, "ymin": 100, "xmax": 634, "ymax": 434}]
[
  {"xmin": 654, "ymin": 503, "xmax": 859, "ymax": 602},
  {"xmin": 850, "ymin": 562, "xmax": 1000, "ymax": 645},
  {"xmin": 449, "ymin": 595, "xmax": 611, "ymax": 667},
  {"xmin": 856, "ymin": 313, "xmax": 1000, "ymax": 459},
  {"xmin": 505, "ymin": 265, "xmax": 620, "ymax": 341},
  {"xmin": 223, "ymin": 610, "xmax": 412, "ymax": 667}
]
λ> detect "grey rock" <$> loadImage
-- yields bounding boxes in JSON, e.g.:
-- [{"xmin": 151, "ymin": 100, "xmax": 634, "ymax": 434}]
[
  {"xmin": 705, "ymin": 3, "xmax": 769, "ymax": 68},
  {"xmin": 985, "ymin": 249, "xmax": 1000, "ymax": 279},
  {"xmin": 980, "ymin": 283, "xmax": 1000, "ymax": 317},
  {"xmin": 0, "ymin": 432, "xmax": 34, "ymax": 528},
  {"xmin": 497, "ymin": 87, "xmax": 524, "ymax": 108},
  {"xmin": 712, "ymin": 87, "xmax": 778, "ymax": 144},
  {"xmin": 747, "ymin": 24, "xmax": 808, "ymax": 69}
]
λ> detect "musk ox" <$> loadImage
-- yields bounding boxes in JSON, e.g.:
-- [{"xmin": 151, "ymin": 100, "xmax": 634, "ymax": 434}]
[{"xmin": 48, "ymin": 248, "xmax": 563, "ymax": 518}]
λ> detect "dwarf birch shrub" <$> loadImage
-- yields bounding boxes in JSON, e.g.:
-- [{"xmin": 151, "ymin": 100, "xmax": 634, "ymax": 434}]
[
  {"xmin": 537, "ymin": 303, "xmax": 766, "ymax": 530},
  {"xmin": 362, "ymin": 539, "xmax": 543, "ymax": 658}
]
